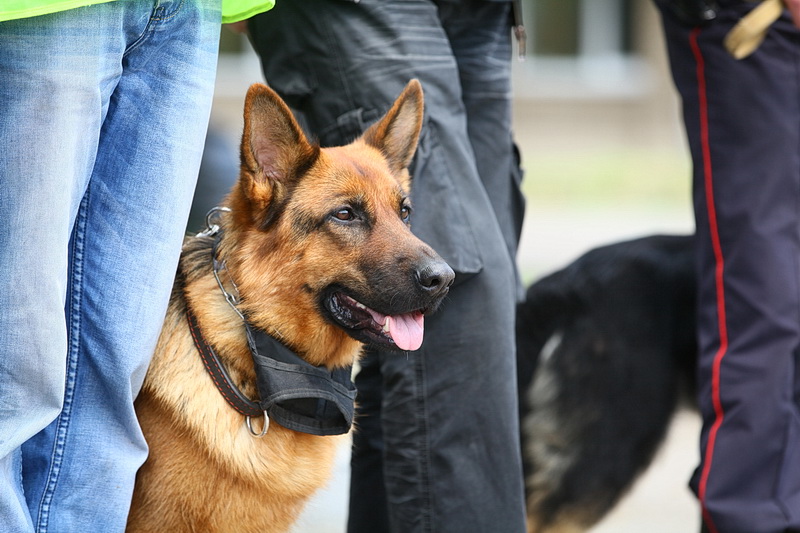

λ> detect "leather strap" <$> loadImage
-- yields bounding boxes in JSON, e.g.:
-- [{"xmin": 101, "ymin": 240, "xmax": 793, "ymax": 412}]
[
  {"xmin": 724, "ymin": 0, "xmax": 783, "ymax": 59},
  {"xmin": 185, "ymin": 305, "xmax": 263, "ymax": 418}
]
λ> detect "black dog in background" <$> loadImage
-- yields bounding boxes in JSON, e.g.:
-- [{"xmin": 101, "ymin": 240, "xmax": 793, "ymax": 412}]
[{"xmin": 516, "ymin": 235, "xmax": 697, "ymax": 533}]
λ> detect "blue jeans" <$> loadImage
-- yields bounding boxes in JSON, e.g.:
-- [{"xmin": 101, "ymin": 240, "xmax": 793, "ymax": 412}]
[{"xmin": 0, "ymin": 2, "xmax": 220, "ymax": 531}]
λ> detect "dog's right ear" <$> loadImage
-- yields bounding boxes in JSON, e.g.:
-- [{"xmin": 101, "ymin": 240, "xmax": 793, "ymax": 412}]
[
  {"xmin": 362, "ymin": 79, "xmax": 424, "ymax": 179},
  {"xmin": 240, "ymin": 83, "xmax": 319, "ymax": 214}
]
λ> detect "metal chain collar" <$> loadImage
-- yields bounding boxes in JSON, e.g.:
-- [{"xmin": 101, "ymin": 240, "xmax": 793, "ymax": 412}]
[{"xmin": 196, "ymin": 206, "xmax": 268, "ymax": 437}]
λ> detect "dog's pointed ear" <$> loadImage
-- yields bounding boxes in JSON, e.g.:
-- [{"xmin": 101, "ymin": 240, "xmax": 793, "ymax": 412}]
[
  {"xmin": 362, "ymin": 79, "xmax": 424, "ymax": 177},
  {"xmin": 240, "ymin": 83, "xmax": 319, "ymax": 212}
]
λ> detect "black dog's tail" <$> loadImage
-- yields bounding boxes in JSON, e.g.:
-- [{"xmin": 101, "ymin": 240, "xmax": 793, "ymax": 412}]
[
  {"xmin": 516, "ymin": 267, "xmax": 581, "ymax": 406},
  {"xmin": 517, "ymin": 235, "xmax": 696, "ymax": 533}
]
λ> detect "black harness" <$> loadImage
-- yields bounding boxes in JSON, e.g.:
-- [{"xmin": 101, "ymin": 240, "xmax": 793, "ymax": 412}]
[{"xmin": 181, "ymin": 212, "xmax": 356, "ymax": 437}]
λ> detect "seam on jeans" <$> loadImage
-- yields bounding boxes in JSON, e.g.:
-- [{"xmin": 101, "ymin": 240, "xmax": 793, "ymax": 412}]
[
  {"xmin": 150, "ymin": 0, "xmax": 185, "ymax": 22},
  {"xmin": 35, "ymin": 190, "xmax": 90, "ymax": 533},
  {"xmin": 124, "ymin": 0, "xmax": 186, "ymax": 59},
  {"xmin": 690, "ymin": 27, "xmax": 726, "ymax": 533}
]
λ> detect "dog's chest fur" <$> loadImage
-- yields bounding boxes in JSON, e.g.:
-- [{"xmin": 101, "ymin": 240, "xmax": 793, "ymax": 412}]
[{"xmin": 129, "ymin": 265, "xmax": 347, "ymax": 533}]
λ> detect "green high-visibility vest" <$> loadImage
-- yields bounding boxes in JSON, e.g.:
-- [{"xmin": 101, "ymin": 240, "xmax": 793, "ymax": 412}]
[{"xmin": 0, "ymin": 0, "xmax": 274, "ymax": 23}]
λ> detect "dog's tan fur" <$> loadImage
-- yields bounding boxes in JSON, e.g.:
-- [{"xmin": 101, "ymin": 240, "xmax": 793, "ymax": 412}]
[{"xmin": 127, "ymin": 80, "xmax": 445, "ymax": 532}]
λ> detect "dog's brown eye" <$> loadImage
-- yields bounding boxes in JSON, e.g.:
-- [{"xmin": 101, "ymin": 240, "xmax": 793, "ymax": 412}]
[
  {"xmin": 400, "ymin": 205, "xmax": 411, "ymax": 222},
  {"xmin": 334, "ymin": 208, "xmax": 355, "ymax": 221}
]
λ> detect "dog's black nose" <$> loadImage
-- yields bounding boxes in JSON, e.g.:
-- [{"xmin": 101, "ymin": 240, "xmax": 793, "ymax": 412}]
[{"xmin": 416, "ymin": 261, "xmax": 455, "ymax": 296}]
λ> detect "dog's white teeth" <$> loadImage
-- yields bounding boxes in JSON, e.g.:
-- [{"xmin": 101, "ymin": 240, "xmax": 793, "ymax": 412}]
[
  {"xmin": 355, "ymin": 302, "xmax": 367, "ymax": 310},
  {"xmin": 382, "ymin": 316, "xmax": 391, "ymax": 333}
]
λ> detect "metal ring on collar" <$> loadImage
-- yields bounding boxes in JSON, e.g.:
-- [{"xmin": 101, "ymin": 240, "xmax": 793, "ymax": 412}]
[
  {"xmin": 196, "ymin": 206, "xmax": 231, "ymax": 238},
  {"xmin": 246, "ymin": 411, "xmax": 270, "ymax": 438}
]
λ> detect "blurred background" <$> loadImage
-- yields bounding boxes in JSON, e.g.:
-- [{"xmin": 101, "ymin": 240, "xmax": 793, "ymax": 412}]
[{"xmin": 199, "ymin": 1, "xmax": 702, "ymax": 531}]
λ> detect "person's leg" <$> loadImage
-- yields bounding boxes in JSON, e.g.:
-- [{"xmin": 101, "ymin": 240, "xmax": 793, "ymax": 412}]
[
  {"xmin": 0, "ymin": 9, "xmax": 113, "ymax": 530},
  {"xmin": 0, "ymin": 3, "xmax": 220, "ymax": 532},
  {"xmin": 659, "ymin": 4, "xmax": 800, "ymax": 532},
  {"xmin": 374, "ymin": 249, "xmax": 523, "ymax": 532},
  {"xmin": 383, "ymin": 5, "xmax": 525, "ymax": 531},
  {"xmin": 348, "ymin": 351, "xmax": 390, "ymax": 532},
  {"xmin": 250, "ymin": 2, "xmax": 526, "ymax": 531}
]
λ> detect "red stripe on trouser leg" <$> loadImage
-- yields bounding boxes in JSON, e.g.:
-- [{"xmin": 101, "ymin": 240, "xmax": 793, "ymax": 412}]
[{"xmin": 689, "ymin": 26, "xmax": 728, "ymax": 533}]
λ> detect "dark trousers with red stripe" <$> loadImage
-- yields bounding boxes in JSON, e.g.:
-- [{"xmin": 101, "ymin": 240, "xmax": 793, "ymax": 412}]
[{"xmin": 658, "ymin": 2, "xmax": 800, "ymax": 532}]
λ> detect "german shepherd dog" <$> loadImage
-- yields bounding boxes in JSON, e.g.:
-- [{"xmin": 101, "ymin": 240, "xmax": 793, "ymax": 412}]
[
  {"xmin": 127, "ymin": 80, "xmax": 454, "ymax": 532},
  {"xmin": 516, "ymin": 234, "xmax": 697, "ymax": 532}
]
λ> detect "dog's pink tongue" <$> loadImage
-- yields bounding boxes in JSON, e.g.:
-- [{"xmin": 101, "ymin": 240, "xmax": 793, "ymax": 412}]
[{"xmin": 387, "ymin": 312, "xmax": 424, "ymax": 351}]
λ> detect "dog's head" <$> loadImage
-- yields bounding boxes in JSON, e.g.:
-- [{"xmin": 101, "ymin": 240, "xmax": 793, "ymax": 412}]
[{"xmin": 222, "ymin": 80, "xmax": 454, "ymax": 367}]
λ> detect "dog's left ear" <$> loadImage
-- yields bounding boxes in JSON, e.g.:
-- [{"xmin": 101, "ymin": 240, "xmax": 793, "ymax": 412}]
[
  {"xmin": 240, "ymin": 83, "xmax": 319, "ymax": 213},
  {"xmin": 362, "ymin": 80, "xmax": 424, "ymax": 178}
]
